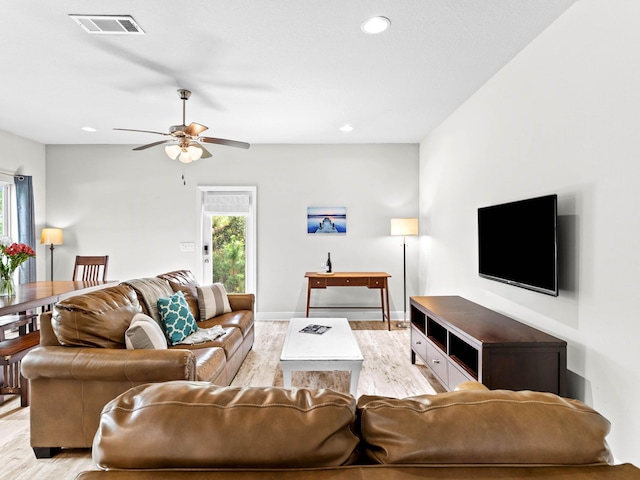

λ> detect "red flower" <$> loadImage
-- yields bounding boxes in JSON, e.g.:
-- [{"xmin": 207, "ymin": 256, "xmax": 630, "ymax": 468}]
[
  {"xmin": 0, "ymin": 241, "xmax": 36, "ymax": 279},
  {"xmin": 5, "ymin": 243, "xmax": 36, "ymax": 257}
]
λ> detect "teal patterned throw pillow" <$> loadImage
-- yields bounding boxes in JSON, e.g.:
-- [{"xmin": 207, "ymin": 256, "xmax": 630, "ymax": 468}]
[{"xmin": 157, "ymin": 291, "xmax": 198, "ymax": 345}]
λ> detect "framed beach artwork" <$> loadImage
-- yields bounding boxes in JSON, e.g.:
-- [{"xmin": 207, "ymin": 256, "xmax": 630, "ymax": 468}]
[{"xmin": 307, "ymin": 207, "xmax": 347, "ymax": 234}]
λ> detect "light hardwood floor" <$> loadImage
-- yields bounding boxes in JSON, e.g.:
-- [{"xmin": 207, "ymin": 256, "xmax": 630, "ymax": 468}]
[{"xmin": 0, "ymin": 320, "xmax": 443, "ymax": 480}]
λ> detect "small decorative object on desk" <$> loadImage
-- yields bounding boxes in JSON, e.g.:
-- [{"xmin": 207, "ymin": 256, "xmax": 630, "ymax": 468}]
[
  {"xmin": 0, "ymin": 237, "xmax": 36, "ymax": 297},
  {"xmin": 326, "ymin": 252, "xmax": 332, "ymax": 273},
  {"xmin": 299, "ymin": 324, "xmax": 332, "ymax": 335}
]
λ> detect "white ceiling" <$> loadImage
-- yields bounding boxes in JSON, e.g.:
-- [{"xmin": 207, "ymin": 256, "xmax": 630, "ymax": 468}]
[{"xmin": 1, "ymin": 1, "xmax": 577, "ymax": 147}]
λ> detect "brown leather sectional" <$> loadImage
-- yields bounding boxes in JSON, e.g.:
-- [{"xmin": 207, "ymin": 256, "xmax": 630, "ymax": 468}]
[
  {"xmin": 74, "ymin": 380, "xmax": 640, "ymax": 479},
  {"xmin": 21, "ymin": 270, "xmax": 254, "ymax": 459}
]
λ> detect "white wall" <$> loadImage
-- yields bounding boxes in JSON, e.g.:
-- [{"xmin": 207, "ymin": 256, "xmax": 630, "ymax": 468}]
[
  {"xmin": 0, "ymin": 130, "xmax": 47, "ymax": 280},
  {"xmin": 419, "ymin": 0, "xmax": 640, "ymax": 464},
  {"xmin": 45, "ymin": 143, "xmax": 419, "ymax": 319}
]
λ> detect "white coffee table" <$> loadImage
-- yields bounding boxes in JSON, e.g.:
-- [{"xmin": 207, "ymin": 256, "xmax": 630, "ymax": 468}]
[{"xmin": 280, "ymin": 318, "xmax": 364, "ymax": 396}]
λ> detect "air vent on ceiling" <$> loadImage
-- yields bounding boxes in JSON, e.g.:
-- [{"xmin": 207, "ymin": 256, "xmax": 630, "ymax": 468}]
[{"xmin": 69, "ymin": 15, "xmax": 145, "ymax": 35}]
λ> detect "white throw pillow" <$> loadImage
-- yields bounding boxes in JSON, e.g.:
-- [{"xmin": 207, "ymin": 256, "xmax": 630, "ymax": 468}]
[
  {"xmin": 197, "ymin": 283, "xmax": 232, "ymax": 320},
  {"xmin": 125, "ymin": 313, "xmax": 168, "ymax": 350}
]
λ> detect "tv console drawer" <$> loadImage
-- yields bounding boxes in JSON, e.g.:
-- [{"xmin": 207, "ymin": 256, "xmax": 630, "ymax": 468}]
[
  {"xmin": 426, "ymin": 339, "xmax": 448, "ymax": 386},
  {"xmin": 410, "ymin": 326, "xmax": 427, "ymax": 362},
  {"xmin": 448, "ymin": 360, "xmax": 475, "ymax": 390}
]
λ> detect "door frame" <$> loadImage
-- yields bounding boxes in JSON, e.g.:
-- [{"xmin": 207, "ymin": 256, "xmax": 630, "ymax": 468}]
[{"xmin": 196, "ymin": 186, "xmax": 257, "ymax": 294}]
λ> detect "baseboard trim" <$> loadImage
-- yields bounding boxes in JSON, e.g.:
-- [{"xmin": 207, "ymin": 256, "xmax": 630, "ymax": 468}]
[{"xmin": 255, "ymin": 310, "xmax": 406, "ymax": 321}]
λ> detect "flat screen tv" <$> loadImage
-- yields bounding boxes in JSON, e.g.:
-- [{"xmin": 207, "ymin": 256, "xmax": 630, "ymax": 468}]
[{"xmin": 478, "ymin": 194, "xmax": 558, "ymax": 296}]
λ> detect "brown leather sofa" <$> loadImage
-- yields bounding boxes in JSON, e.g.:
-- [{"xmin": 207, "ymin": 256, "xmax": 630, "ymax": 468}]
[
  {"xmin": 74, "ymin": 380, "xmax": 640, "ymax": 479},
  {"xmin": 22, "ymin": 270, "xmax": 254, "ymax": 459}
]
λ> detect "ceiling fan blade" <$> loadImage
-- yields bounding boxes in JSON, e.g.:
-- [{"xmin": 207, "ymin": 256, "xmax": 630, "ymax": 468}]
[
  {"xmin": 133, "ymin": 139, "xmax": 172, "ymax": 151},
  {"xmin": 199, "ymin": 136, "xmax": 251, "ymax": 149},
  {"xmin": 198, "ymin": 144, "xmax": 212, "ymax": 159},
  {"xmin": 186, "ymin": 141, "xmax": 212, "ymax": 159},
  {"xmin": 184, "ymin": 123, "xmax": 208, "ymax": 137},
  {"xmin": 114, "ymin": 128, "xmax": 170, "ymax": 136}
]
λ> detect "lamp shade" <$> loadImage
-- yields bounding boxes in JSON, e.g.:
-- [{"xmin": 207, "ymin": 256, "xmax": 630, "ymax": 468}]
[
  {"xmin": 40, "ymin": 228, "xmax": 63, "ymax": 245},
  {"xmin": 390, "ymin": 218, "xmax": 418, "ymax": 236}
]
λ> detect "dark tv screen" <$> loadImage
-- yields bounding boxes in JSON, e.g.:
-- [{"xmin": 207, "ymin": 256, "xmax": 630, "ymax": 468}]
[{"xmin": 478, "ymin": 194, "xmax": 558, "ymax": 296}]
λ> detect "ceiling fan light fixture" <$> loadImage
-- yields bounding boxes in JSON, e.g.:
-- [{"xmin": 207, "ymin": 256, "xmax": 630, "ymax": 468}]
[
  {"xmin": 179, "ymin": 151, "xmax": 193, "ymax": 164},
  {"xmin": 187, "ymin": 144, "xmax": 203, "ymax": 161},
  {"xmin": 165, "ymin": 144, "xmax": 182, "ymax": 160}
]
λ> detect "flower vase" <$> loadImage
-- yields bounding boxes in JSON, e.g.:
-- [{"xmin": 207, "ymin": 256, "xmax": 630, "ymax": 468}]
[{"xmin": 0, "ymin": 275, "xmax": 15, "ymax": 297}]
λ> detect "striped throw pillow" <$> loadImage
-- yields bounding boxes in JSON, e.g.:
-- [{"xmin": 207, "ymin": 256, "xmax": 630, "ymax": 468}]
[
  {"xmin": 125, "ymin": 313, "xmax": 168, "ymax": 350},
  {"xmin": 197, "ymin": 283, "xmax": 232, "ymax": 320}
]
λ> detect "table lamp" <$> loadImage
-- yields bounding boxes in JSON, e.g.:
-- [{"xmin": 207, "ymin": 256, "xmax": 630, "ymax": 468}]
[
  {"xmin": 40, "ymin": 228, "xmax": 63, "ymax": 281},
  {"xmin": 390, "ymin": 218, "xmax": 419, "ymax": 327}
]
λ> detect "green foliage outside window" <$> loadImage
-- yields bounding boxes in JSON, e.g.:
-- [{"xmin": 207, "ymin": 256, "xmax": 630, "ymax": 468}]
[{"xmin": 211, "ymin": 216, "xmax": 246, "ymax": 293}]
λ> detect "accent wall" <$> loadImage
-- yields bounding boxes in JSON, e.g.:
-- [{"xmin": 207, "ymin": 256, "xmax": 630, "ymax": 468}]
[{"xmin": 418, "ymin": 0, "xmax": 640, "ymax": 464}]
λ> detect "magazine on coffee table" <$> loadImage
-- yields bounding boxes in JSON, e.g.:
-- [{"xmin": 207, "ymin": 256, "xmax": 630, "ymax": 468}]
[{"xmin": 299, "ymin": 324, "xmax": 332, "ymax": 335}]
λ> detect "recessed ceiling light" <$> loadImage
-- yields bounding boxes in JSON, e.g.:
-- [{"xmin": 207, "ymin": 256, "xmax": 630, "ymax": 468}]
[
  {"xmin": 361, "ymin": 16, "xmax": 390, "ymax": 34},
  {"xmin": 81, "ymin": 126, "xmax": 97, "ymax": 132},
  {"xmin": 339, "ymin": 124, "xmax": 354, "ymax": 132}
]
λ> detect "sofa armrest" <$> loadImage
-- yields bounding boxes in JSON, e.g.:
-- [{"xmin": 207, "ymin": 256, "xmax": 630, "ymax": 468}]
[
  {"xmin": 38, "ymin": 311, "xmax": 62, "ymax": 346},
  {"xmin": 22, "ymin": 346, "xmax": 197, "ymax": 382},
  {"xmin": 228, "ymin": 293, "xmax": 255, "ymax": 312}
]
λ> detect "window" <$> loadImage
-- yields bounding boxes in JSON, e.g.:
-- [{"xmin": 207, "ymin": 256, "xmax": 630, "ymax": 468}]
[
  {"xmin": 0, "ymin": 177, "xmax": 13, "ymax": 238},
  {"xmin": 198, "ymin": 187, "xmax": 256, "ymax": 294},
  {"xmin": 211, "ymin": 215, "xmax": 246, "ymax": 293}
]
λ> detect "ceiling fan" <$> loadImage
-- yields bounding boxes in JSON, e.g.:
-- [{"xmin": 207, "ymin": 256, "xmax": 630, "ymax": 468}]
[{"xmin": 114, "ymin": 89, "xmax": 250, "ymax": 164}]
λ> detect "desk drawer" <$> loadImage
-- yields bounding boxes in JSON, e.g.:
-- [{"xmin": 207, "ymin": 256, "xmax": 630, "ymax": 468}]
[
  {"xmin": 327, "ymin": 277, "xmax": 368, "ymax": 287},
  {"xmin": 310, "ymin": 278, "xmax": 327, "ymax": 288},
  {"xmin": 368, "ymin": 277, "xmax": 386, "ymax": 288}
]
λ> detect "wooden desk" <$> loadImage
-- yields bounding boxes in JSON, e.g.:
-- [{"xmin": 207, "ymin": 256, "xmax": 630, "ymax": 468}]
[
  {"xmin": 304, "ymin": 272, "xmax": 391, "ymax": 331},
  {"xmin": 0, "ymin": 280, "xmax": 118, "ymax": 339}
]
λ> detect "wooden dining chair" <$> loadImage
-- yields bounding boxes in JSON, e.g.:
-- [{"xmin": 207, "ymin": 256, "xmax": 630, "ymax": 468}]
[{"xmin": 72, "ymin": 255, "xmax": 109, "ymax": 282}]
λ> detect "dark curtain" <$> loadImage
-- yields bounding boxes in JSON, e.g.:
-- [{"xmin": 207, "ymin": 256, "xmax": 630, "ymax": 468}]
[{"xmin": 14, "ymin": 175, "xmax": 37, "ymax": 283}]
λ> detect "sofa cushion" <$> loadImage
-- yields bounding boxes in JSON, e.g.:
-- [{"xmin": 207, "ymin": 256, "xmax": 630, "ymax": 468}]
[
  {"xmin": 123, "ymin": 277, "xmax": 174, "ymax": 324},
  {"xmin": 125, "ymin": 313, "xmax": 168, "ymax": 350},
  {"xmin": 157, "ymin": 269, "xmax": 199, "ymax": 286},
  {"xmin": 198, "ymin": 310, "xmax": 253, "ymax": 337},
  {"xmin": 357, "ymin": 389, "xmax": 613, "ymax": 465},
  {"xmin": 168, "ymin": 282, "xmax": 200, "ymax": 322},
  {"xmin": 158, "ymin": 270, "xmax": 201, "ymax": 322},
  {"xmin": 192, "ymin": 348, "xmax": 227, "ymax": 383},
  {"xmin": 197, "ymin": 283, "xmax": 232, "ymax": 320},
  {"xmin": 52, "ymin": 285, "xmax": 141, "ymax": 348},
  {"xmin": 93, "ymin": 382, "xmax": 359, "ymax": 469},
  {"xmin": 158, "ymin": 291, "xmax": 198, "ymax": 345}
]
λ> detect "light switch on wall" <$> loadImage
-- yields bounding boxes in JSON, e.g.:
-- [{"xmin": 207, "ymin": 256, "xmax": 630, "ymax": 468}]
[{"xmin": 180, "ymin": 242, "xmax": 195, "ymax": 252}]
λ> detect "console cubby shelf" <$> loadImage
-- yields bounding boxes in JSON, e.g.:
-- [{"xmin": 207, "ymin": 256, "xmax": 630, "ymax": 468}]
[{"xmin": 410, "ymin": 296, "xmax": 567, "ymax": 395}]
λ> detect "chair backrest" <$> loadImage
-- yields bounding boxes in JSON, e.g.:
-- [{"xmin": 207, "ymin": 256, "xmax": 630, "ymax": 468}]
[{"xmin": 72, "ymin": 255, "xmax": 109, "ymax": 282}]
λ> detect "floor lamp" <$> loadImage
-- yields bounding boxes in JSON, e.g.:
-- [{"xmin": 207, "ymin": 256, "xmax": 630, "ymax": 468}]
[
  {"xmin": 390, "ymin": 218, "xmax": 419, "ymax": 328},
  {"xmin": 40, "ymin": 228, "xmax": 63, "ymax": 281}
]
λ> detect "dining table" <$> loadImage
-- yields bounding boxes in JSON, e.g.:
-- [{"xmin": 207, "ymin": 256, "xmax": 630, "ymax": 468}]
[{"xmin": 0, "ymin": 280, "xmax": 118, "ymax": 340}]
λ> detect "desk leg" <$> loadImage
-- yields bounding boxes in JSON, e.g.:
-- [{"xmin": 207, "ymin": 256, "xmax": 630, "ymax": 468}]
[
  {"xmin": 384, "ymin": 279, "xmax": 391, "ymax": 331},
  {"xmin": 305, "ymin": 280, "xmax": 311, "ymax": 317}
]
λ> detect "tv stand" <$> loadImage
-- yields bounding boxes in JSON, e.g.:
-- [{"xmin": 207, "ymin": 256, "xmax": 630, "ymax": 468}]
[{"xmin": 410, "ymin": 296, "xmax": 567, "ymax": 395}]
